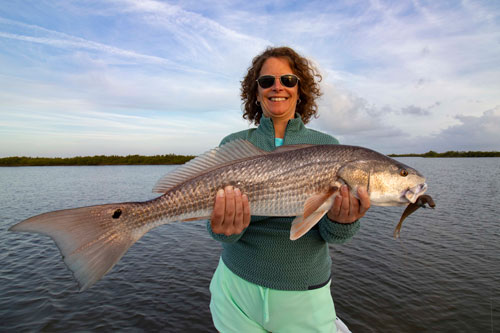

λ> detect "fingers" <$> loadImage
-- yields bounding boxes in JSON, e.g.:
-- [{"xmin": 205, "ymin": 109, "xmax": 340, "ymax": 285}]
[
  {"xmin": 211, "ymin": 186, "xmax": 250, "ymax": 236},
  {"xmin": 357, "ymin": 187, "xmax": 371, "ymax": 216},
  {"xmin": 242, "ymin": 193, "xmax": 251, "ymax": 228},
  {"xmin": 350, "ymin": 190, "xmax": 360, "ymax": 215},
  {"xmin": 233, "ymin": 188, "xmax": 244, "ymax": 231},
  {"xmin": 330, "ymin": 192, "xmax": 342, "ymax": 218},
  {"xmin": 330, "ymin": 185, "xmax": 352, "ymax": 222},
  {"xmin": 210, "ymin": 189, "xmax": 226, "ymax": 233},
  {"xmin": 224, "ymin": 186, "xmax": 236, "ymax": 227},
  {"xmin": 328, "ymin": 185, "xmax": 371, "ymax": 223},
  {"xmin": 340, "ymin": 185, "xmax": 351, "ymax": 217}
]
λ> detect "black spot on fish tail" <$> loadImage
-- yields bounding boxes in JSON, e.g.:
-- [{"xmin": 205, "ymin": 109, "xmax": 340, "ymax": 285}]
[{"xmin": 112, "ymin": 209, "xmax": 122, "ymax": 219}]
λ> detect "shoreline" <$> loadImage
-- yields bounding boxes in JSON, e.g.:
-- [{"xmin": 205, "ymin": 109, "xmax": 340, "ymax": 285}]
[{"xmin": 1, "ymin": 150, "xmax": 499, "ymax": 166}]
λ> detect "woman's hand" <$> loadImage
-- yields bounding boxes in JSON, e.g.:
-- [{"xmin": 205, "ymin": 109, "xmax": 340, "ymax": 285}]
[
  {"xmin": 327, "ymin": 185, "xmax": 370, "ymax": 224},
  {"xmin": 210, "ymin": 186, "xmax": 251, "ymax": 236}
]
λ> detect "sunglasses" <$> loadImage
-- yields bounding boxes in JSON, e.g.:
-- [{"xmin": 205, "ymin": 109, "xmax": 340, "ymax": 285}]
[{"xmin": 256, "ymin": 74, "xmax": 299, "ymax": 89}]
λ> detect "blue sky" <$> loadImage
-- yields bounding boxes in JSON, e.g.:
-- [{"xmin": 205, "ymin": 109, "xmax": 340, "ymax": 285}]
[{"xmin": 1, "ymin": 0, "xmax": 499, "ymax": 156}]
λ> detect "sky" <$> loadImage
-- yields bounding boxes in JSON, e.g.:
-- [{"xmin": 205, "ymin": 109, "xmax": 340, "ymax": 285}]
[{"xmin": 1, "ymin": 0, "xmax": 499, "ymax": 157}]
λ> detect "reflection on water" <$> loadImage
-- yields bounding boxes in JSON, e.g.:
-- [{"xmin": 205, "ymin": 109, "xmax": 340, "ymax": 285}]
[{"xmin": 1, "ymin": 159, "xmax": 499, "ymax": 332}]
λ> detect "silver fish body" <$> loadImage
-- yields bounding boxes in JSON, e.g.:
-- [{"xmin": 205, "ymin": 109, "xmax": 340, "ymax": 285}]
[{"xmin": 9, "ymin": 140, "xmax": 428, "ymax": 291}]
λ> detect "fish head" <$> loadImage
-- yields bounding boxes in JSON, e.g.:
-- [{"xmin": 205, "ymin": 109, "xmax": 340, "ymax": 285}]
[{"xmin": 337, "ymin": 158, "xmax": 427, "ymax": 207}]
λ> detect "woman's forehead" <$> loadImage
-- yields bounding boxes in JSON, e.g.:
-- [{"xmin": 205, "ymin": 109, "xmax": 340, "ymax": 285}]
[{"xmin": 259, "ymin": 57, "xmax": 293, "ymax": 75}]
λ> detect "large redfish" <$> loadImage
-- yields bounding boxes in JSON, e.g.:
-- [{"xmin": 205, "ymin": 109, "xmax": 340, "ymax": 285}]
[{"xmin": 9, "ymin": 140, "xmax": 433, "ymax": 291}]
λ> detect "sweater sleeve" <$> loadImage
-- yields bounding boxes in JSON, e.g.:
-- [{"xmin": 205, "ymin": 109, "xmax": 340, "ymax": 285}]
[
  {"xmin": 318, "ymin": 215, "xmax": 360, "ymax": 244},
  {"xmin": 206, "ymin": 220, "xmax": 247, "ymax": 243}
]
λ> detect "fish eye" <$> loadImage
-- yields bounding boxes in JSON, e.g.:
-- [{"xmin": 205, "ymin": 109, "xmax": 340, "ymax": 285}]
[{"xmin": 399, "ymin": 168, "xmax": 408, "ymax": 177}]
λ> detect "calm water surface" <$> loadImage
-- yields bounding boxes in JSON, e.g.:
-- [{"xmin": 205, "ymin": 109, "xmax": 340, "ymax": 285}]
[{"xmin": 1, "ymin": 158, "xmax": 499, "ymax": 332}]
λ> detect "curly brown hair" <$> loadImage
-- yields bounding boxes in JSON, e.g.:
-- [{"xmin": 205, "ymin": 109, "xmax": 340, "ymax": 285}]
[{"xmin": 240, "ymin": 46, "xmax": 322, "ymax": 125}]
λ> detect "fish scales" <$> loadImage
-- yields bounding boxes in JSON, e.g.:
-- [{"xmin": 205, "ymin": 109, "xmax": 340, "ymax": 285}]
[
  {"xmin": 159, "ymin": 145, "xmax": 336, "ymax": 219},
  {"xmin": 94, "ymin": 145, "xmax": 341, "ymax": 234}
]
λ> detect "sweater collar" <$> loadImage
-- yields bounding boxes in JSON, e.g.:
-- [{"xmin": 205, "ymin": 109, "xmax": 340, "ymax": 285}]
[{"xmin": 259, "ymin": 114, "xmax": 305, "ymax": 135}]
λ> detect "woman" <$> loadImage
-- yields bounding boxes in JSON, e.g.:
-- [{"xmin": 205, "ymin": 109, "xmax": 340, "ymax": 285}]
[{"xmin": 207, "ymin": 46, "xmax": 370, "ymax": 332}]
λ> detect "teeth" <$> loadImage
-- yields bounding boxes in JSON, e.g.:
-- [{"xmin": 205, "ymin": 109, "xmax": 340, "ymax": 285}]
[{"xmin": 270, "ymin": 97, "xmax": 286, "ymax": 101}]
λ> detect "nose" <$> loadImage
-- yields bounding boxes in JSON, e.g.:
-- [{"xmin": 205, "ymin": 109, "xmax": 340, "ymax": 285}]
[{"xmin": 272, "ymin": 77, "xmax": 283, "ymax": 90}]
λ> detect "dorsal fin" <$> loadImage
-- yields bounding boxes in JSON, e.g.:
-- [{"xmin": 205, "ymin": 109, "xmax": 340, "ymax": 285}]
[
  {"xmin": 273, "ymin": 144, "xmax": 314, "ymax": 153},
  {"xmin": 153, "ymin": 140, "xmax": 269, "ymax": 193}
]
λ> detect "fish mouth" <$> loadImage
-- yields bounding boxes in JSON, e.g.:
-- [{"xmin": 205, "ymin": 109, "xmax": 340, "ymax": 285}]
[{"xmin": 403, "ymin": 183, "xmax": 428, "ymax": 203}]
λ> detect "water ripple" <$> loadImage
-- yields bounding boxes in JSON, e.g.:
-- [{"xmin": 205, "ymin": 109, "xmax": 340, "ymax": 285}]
[{"xmin": 1, "ymin": 160, "xmax": 499, "ymax": 332}]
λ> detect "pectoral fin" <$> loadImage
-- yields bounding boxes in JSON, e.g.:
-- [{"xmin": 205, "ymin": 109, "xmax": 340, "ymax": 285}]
[
  {"xmin": 290, "ymin": 189, "xmax": 338, "ymax": 240},
  {"xmin": 302, "ymin": 187, "xmax": 339, "ymax": 219}
]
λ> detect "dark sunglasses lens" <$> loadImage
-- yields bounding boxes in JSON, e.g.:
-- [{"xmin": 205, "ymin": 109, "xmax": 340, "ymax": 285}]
[
  {"xmin": 280, "ymin": 75, "xmax": 298, "ymax": 87},
  {"xmin": 257, "ymin": 76, "xmax": 275, "ymax": 88}
]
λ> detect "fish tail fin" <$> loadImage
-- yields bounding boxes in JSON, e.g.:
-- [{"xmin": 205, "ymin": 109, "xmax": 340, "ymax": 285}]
[{"xmin": 9, "ymin": 203, "xmax": 148, "ymax": 291}]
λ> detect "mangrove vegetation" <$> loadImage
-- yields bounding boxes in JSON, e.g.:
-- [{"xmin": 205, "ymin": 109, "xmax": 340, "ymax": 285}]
[
  {"xmin": 389, "ymin": 150, "xmax": 500, "ymax": 158},
  {"xmin": 0, "ymin": 154, "xmax": 195, "ymax": 166}
]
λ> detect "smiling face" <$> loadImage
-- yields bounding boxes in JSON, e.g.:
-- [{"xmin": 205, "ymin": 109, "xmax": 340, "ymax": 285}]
[{"xmin": 256, "ymin": 57, "xmax": 299, "ymax": 123}]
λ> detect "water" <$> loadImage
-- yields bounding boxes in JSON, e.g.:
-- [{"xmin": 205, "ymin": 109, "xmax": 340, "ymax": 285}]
[{"xmin": 0, "ymin": 159, "xmax": 499, "ymax": 332}]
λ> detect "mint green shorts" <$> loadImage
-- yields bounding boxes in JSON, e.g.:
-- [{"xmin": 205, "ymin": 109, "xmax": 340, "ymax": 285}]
[{"xmin": 209, "ymin": 258, "xmax": 338, "ymax": 333}]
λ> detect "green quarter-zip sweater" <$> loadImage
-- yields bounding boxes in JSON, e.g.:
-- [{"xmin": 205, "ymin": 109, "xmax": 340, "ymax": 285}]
[{"xmin": 207, "ymin": 115, "xmax": 360, "ymax": 291}]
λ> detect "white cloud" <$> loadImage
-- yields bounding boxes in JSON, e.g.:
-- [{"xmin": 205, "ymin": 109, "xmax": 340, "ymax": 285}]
[
  {"xmin": 110, "ymin": 0, "xmax": 270, "ymax": 74},
  {"xmin": 0, "ymin": 0, "xmax": 499, "ymax": 157},
  {"xmin": 0, "ymin": 18, "xmax": 200, "ymax": 73},
  {"xmin": 312, "ymin": 83, "xmax": 395, "ymax": 136},
  {"xmin": 363, "ymin": 106, "xmax": 500, "ymax": 154},
  {"xmin": 428, "ymin": 106, "xmax": 500, "ymax": 152},
  {"xmin": 310, "ymin": 84, "xmax": 500, "ymax": 154}
]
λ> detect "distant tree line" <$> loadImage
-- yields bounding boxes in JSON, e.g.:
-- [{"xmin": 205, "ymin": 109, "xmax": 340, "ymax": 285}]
[
  {"xmin": 0, "ymin": 154, "xmax": 195, "ymax": 166},
  {"xmin": 389, "ymin": 150, "xmax": 500, "ymax": 158},
  {"xmin": 2, "ymin": 149, "xmax": 499, "ymax": 166}
]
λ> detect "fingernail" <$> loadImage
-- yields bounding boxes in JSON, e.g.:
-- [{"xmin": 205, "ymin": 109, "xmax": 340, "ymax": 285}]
[
  {"xmin": 234, "ymin": 188, "xmax": 241, "ymax": 196},
  {"xmin": 217, "ymin": 189, "xmax": 225, "ymax": 197},
  {"xmin": 226, "ymin": 186, "xmax": 233, "ymax": 193},
  {"xmin": 359, "ymin": 187, "xmax": 367, "ymax": 194}
]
